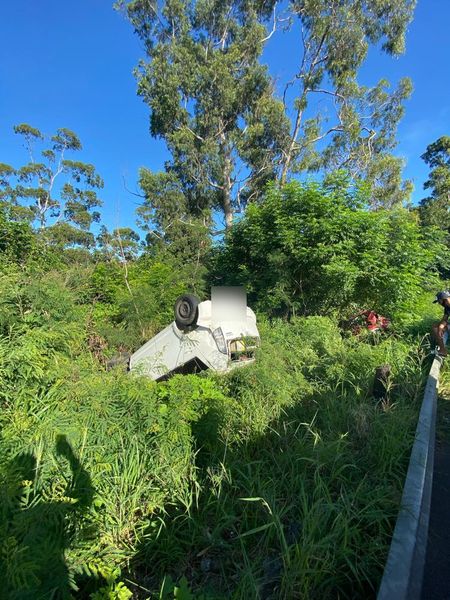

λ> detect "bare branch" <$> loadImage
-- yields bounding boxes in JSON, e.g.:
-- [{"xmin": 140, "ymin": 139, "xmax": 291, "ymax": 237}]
[
  {"xmin": 283, "ymin": 24, "xmax": 308, "ymax": 107},
  {"xmin": 25, "ymin": 136, "xmax": 35, "ymax": 165},
  {"xmin": 308, "ymin": 125, "xmax": 345, "ymax": 145},
  {"xmin": 280, "ymin": 25, "xmax": 330, "ymax": 183},
  {"xmin": 147, "ymin": 2, "xmax": 170, "ymax": 39},
  {"xmin": 260, "ymin": 4, "xmax": 278, "ymax": 43},
  {"xmin": 213, "ymin": 5, "xmax": 233, "ymax": 50},
  {"xmin": 177, "ymin": 217, "xmax": 209, "ymax": 229},
  {"xmin": 122, "ymin": 175, "xmax": 146, "ymax": 199},
  {"xmin": 115, "ymin": 225, "xmax": 145, "ymax": 334},
  {"xmin": 178, "ymin": 124, "xmax": 205, "ymax": 143},
  {"xmin": 211, "ymin": 227, "xmax": 226, "ymax": 237},
  {"xmin": 308, "ymin": 88, "xmax": 347, "ymax": 102},
  {"xmin": 41, "ymin": 147, "xmax": 65, "ymax": 226},
  {"xmin": 145, "ymin": 227, "xmax": 164, "ymax": 240}
]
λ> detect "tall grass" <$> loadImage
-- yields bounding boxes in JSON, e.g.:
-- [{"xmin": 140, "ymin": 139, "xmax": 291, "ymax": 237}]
[
  {"xmin": 127, "ymin": 320, "xmax": 427, "ymax": 599},
  {"xmin": 0, "ymin": 269, "xmax": 431, "ymax": 598}
]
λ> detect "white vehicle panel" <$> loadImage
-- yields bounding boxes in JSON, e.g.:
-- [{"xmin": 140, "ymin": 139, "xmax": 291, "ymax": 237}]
[{"xmin": 129, "ymin": 299, "xmax": 260, "ymax": 381}]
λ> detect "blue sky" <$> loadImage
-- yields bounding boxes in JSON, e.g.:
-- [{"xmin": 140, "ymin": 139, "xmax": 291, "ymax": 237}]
[{"xmin": 1, "ymin": 0, "xmax": 449, "ymax": 234}]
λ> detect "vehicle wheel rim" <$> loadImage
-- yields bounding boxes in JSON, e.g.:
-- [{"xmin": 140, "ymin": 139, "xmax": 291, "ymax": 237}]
[{"xmin": 179, "ymin": 301, "xmax": 190, "ymax": 318}]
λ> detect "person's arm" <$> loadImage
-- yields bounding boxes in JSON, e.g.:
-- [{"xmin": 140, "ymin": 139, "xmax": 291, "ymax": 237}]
[{"xmin": 443, "ymin": 304, "xmax": 450, "ymax": 323}]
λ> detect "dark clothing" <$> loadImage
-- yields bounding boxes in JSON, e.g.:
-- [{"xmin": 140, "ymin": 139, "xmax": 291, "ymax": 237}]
[{"xmin": 445, "ymin": 304, "xmax": 450, "ymax": 319}]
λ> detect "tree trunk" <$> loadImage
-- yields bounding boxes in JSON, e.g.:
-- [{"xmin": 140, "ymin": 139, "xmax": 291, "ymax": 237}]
[
  {"xmin": 280, "ymin": 107, "xmax": 303, "ymax": 186},
  {"xmin": 223, "ymin": 183, "xmax": 233, "ymax": 229},
  {"xmin": 221, "ymin": 133, "xmax": 233, "ymax": 229}
]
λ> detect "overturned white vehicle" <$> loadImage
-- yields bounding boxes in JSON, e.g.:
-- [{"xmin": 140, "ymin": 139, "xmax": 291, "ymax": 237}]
[{"xmin": 129, "ymin": 288, "xmax": 260, "ymax": 381}]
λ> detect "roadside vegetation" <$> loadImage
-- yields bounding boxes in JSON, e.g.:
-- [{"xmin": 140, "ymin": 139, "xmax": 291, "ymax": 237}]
[
  {"xmin": 0, "ymin": 265, "xmax": 434, "ymax": 598},
  {"xmin": 0, "ymin": 179, "xmax": 446, "ymax": 597},
  {"xmin": 1, "ymin": 1, "xmax": 450, "ymax": 598}
]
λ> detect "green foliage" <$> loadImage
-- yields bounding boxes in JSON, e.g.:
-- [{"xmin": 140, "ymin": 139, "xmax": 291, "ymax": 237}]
[
  {"xmin": 0, "ymin": 124, "xmax": 103, "ymax": 247},
  {"xmin": 0, "ymin": 268, "xmax": 222, "ymax": 596},
  {"xmin": 91, "ymin": 581, "xmax": 133, "ymax": 600},
  {"xmin": 128, "ymin": 315, "xmax": 426, "ymax": 599},
  {"xmin": 418, "ymin": 136, "xmax": 450, "ymax": 277},
  {"xmin": 158, "ymin": 575, "xmax": 205, "ymax": 599},
  {"xmin": 365, "ymin": 151, "xmax": 414, "ymax": 209},
  {"xmin": 90, "ymin": 250, "xmax": 207, "ymax": 349},
  {"xmin": 280, "ymin": 1, "xmax": 416, "ymax": 207},
  {"xmin": 42, "ymin": 221, "xmax": 96, "ymax": 249},
  {"xmin": 419, "ymin": 136, "xmax": 450, "ymax": 230},
  {"xmin": 121, "ymin": 0, "xmax": 416, "ymax": 228},
  {"xmin": 97, "ymin": 225, "xmax": 141, "ymax": 261},
  {"xmin": 211, "ymin": 180, "xmax": 442, "ymax": 320},
  {"xmin": 118, "ymin": 0, "xmax": 290, "ymax": 227},
  {"xmin": 89, "ymin": 567, "xmax": 133, "ymax": 600},
  {"xmin": 137, "ymin": 169, "xmax": 212, "ymax": 264},
  {"xmin": 0, "ymin": 258, "xmax": 434, "ymax": 598},
  {"xmin": 0, "ymin": 110, "xmax": 440, "ymax": 599},
  {"xmin": 0, "ymin": 207, "xmax": 36, "ymax": 264}
]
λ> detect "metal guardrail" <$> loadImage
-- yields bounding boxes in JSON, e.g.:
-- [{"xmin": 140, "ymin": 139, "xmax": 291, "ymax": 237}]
[{"xmin": 377, "ymin": 354, "xmax": 444, "ymax": 600}]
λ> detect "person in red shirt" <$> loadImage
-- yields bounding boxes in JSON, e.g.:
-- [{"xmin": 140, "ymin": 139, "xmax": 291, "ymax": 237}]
[
  {"xmin": 365, "ymin": 310, "xmax": 390, "ymax": 332},
  {"xmin": 432, "ymin": 291, "xmax": 450, "ymax": 357}
]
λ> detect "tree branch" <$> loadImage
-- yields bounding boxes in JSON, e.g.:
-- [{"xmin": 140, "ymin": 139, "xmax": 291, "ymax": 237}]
[
  {"xmin": 280, "ymin": 25, "xmax": 330, "ymax": 184},
  {"xmin": 260, "ymin": 4, "xmax": 278, "ymax": 43},
  {"xmin": 122, "ymin": 175, "xmax": 146, "ymax": 199},
  {"xmin": 42, "ymin": 147, "xmax": 65, "ymax": 226},
  {"xmin": 178, "ymin": 124, "xmax": 205, "ymax": 143},
  {"xmin": 116, "ymin": 226, "xmax": 145, "ymax": 333},
  {"xmin": 308, "ymin": 88, "xmax": 347, "ymax": 102},
  {"xmin": 308, "ymin": 125, "xmax": 345, "ymax": 145}
]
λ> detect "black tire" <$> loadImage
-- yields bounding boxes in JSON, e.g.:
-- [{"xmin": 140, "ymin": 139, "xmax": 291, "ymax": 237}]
[{"xmin": 174, "ymin": 294, "xmax": 199, "ymax": 329}]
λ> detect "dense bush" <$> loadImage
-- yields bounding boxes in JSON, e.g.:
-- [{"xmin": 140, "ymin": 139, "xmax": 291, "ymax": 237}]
[
  {"xmin": 0, "ymin": 267, "xmax": 431, "ymax": 598},
  {"xmin": 0, "ymin": 269, "xmax": 222, "ymax": 597},
  {"xmin": 210, "ymin": 180, "xmax": 443, "ymax": 322},
  {"xmin": 90, "ymin": 251, "xmax": 206, "ymax": 350},
  {"xmin": 0, "ymin": 178, "xmax": 445, "ymax": 598},
  {"xmin": 126, "ymin": 316, "xmax": 426, "ymax": 599}
]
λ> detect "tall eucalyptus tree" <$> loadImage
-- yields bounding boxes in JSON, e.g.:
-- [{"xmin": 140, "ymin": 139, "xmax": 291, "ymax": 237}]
[{"xmin": 120, "ymin": 0, "xmax": 416, "ymax": 232}]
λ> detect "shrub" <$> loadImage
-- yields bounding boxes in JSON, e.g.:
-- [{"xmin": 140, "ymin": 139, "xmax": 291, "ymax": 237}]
[
  {"xmin": 91, "ymin": 252, "xmax": 207, "ymax": 351},
  {"xmin": 0, "ymin": 264, "xmax": 433, "ymax": 598},
  {"xmin": 210, "ymin": 180, "xmax": 443, "ymax": 321}
]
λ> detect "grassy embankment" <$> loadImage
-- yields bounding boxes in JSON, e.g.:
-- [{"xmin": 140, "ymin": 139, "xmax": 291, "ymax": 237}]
[{"xmin": 0, "ymin": 269, "xmax": 439, "ymax": 599}]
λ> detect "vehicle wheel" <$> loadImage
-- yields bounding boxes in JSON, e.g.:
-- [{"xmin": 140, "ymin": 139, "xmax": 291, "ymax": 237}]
[{"xmin": 174, "ymin": 294, "xmax": 199, "ymax": 329}]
